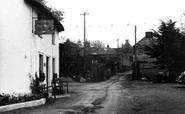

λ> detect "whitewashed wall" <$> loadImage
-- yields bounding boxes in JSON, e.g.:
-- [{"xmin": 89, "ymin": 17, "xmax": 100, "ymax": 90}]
[
  {"xmin": 0, "ymin": 0, "xmax": 32, "ymax": 93},
  {"xmin": 0, "ymin": 0, "xmax": 60, "ymax": 94},
  {"xmin": 31, "ymin": 31, "xmax": 59, "ymax": 86}
]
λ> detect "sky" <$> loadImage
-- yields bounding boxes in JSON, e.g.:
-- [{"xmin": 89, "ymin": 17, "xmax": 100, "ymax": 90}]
[{"xmin": 46, "ymin": 0, "xmax": 185, "ymax": 47}]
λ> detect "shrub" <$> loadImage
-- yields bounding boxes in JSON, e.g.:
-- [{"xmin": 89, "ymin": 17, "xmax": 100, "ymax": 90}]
[
  {"xmin": 140, "ymin": 68, "xmax": 160, "ymax": 81},
  {"xmin": 0, "ymin": 93, "xmax": 42, "ymax": 106}
]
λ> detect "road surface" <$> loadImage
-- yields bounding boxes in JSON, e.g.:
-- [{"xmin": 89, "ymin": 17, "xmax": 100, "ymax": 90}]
[{"xmin": 3, "ymin": 71, "xmax": 185, "ymax": 114}]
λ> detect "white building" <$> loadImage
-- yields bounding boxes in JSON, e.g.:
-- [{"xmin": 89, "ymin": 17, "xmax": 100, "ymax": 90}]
[{"xmin": 0, "ymin": 0, "xmax": 64, "ymax": 94}]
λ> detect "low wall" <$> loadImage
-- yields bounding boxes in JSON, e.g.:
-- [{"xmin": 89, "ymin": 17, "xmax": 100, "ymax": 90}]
[{"xmin": 0, "ymin": 98, "xmax": 46, "ymax": 113}]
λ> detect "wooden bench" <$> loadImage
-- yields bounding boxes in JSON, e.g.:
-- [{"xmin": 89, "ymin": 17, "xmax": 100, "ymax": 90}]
[
  {"xmin": 54, "ymin": 78, "xmax": 69, "ymax": 94},
  {"xmin": 38, "ymin": 78, "xmax": 69, "ymax": 100},
  {"xmin": 39, "ymin": 84, "xmax": 55, "ymax": 100}
]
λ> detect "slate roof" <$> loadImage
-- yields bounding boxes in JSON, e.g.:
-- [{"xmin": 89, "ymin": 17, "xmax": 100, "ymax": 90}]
[
  {"xmin": 91, "ymin": 47, "xmax": 117, "ymax": 55},
  {"xmin": 134, "ymin": 37, "xmax": 155, "ymax": 47},
  {"xmin": 119, "ymin": 40, "xmax": 133, "ymax": 53}
]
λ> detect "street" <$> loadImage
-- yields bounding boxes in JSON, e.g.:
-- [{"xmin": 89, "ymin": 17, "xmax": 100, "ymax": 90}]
[{"xmin": 3, "ymin": 71, "xmax": 185, "ymax": 114}]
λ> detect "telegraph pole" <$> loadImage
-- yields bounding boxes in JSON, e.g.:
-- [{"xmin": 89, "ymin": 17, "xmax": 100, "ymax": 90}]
[
  {"xmin": 117, "ymin": 38, "xmax": 119, "ymax": 72},
  {"xmin": 80, "ymin": 12, "xmax": 89, "ymax": 78},
  {"xmin": 134, "ymin": 25, "xmax": 137, "ymax": 79}
]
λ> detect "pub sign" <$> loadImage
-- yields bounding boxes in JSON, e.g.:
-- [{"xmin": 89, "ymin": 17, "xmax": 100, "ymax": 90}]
[{"xmin": 35, "ymin": 20, "xmax": 55, "ymax": 35}]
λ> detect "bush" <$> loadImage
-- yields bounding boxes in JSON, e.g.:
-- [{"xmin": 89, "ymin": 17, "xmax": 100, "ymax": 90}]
[
  {"xmin": 0, "ymin": 73, "xmax": 45, "ymax": 106},
  {"xmin": 152, "ymin": 75, "xmax": 168, "ymax": 83},
  {"xmin": 0, "ymin": 93, "xmax": 43, "ymax": 106},
  {"xmin": 140, "ymin": 68, "xmax": 161, "ymax": 81}
]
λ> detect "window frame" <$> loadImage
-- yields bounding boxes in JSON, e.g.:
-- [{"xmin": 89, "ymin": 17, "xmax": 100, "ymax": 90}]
[{"xmin": 52, "ymin": 34, "xmax": 55, "ymax": 45}]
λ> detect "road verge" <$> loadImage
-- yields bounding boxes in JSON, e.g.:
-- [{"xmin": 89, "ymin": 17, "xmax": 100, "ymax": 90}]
[{"xmin": 0, "ymin": 98, "xmax": 46, "ymax": 113}]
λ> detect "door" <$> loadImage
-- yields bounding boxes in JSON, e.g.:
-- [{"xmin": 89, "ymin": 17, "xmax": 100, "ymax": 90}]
[
  {"xmin": 39, "ymin": 54, "xmax": 43, "ymax": 78},
  {"xmin": 46, "ymin": 56, "xmax": 50, "ymax": 88},
  {"xmin": 52, "ymin": 58, "xmax": 55, "ymax": 74}
]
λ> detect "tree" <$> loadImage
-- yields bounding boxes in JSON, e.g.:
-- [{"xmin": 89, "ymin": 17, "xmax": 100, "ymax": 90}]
[
  {"xmin": 179, "ymin": 12, "xmax": 185, "ymax": 33},
  {"xmin": 59, "ymin": 39, "xmax": 83, "ymax": 78},
  {"xmin": 38, "ymin": 0, "xmax": 64, "ymax": 22},
  {"xmin": 48, "ymin": 7, "xmax": 65, "ymax": 22},
  {"xmin": 145, "ymin": 19, "xmax": 185, "ymax": 77},
  {"xmin": 91, "ymin": 40, "xmax": 105, "ymax": 49},
  {"xmin": 77, "ymin": 39, "xmax": 83, "ymax": 47}
]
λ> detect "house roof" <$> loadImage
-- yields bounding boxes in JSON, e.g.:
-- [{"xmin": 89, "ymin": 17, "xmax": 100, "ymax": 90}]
[
  {"xmin": 25, "ymin": 0, "xmax": 64, "ymax": 32},
  {"xmin": 134, "ymin": 37, "xmax": 155, "ymax": 47},
  {"xmin": 119, "ymin": 40, "xmax": 133, "ymax": 53},
  {"xmin": 65, "ymin": 40, "xmax": 80, "ymax": 49},
  {"xmin": 106, "ymin": 48, "xmax": 117, "ymax": 54},
  {"xmin": 91, "ymin": 47, "xmax": 117, "ymax": 55}
]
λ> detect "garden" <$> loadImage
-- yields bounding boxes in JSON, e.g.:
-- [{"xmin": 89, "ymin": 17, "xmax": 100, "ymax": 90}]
[
  {"xmin": 0, "ymin": 93, "xmax": 42, "ymax": 106},
  {"xmin": 0, "ymin": 72, "xmax": 46, "ymax": 107}
]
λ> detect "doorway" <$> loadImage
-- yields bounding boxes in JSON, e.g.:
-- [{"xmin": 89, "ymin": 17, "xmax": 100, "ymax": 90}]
[
  {"xmin": 39, "ymin": 54, "xmax": 43, "ymax": 78},
  {"xmin": 46, "ymin": 56, "xmax": 50, "ymax": 86}
]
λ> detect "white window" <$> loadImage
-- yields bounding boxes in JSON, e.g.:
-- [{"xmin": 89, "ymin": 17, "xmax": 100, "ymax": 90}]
[
  {"xmin": 138, "ymin": 48, "xmax": 143, "ymax": 55},
  {"xmin": 52, "ymin": 34, "xmax": 55, "ymax": 45},
  {"xmin": 52, "ymin": 58, "xmax": 56, "ymax": 73},
  {"xmin": 39, "ymin": 54, "xmax": 43, "ymax": 72}
]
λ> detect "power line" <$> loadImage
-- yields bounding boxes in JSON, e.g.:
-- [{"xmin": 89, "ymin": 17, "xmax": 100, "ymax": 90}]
[{"xmin": 74, "ymin": 23, "xmax": 148, "ymax": 28}]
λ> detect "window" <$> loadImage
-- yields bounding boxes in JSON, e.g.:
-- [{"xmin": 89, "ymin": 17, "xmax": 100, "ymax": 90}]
[
  {"xmin": 52, "ymin": 58, "xmax": 56, "ymax": 74},
  {"xmin": 52, "ymin": 34, "xmax": 55, "ymax": 45},
  {"xmin": 138, "ymin": 48, "xmax": 143, "ymax": 55},
  {"xmin": 129, "ymin": 56, "xmax": 133, "ymax": 62},
  {"xmin": 39, "ymin": 54, "xmax": 44, "ymax": 73}
]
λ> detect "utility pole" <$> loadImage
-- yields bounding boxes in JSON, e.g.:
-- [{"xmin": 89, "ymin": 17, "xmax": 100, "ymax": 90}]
[
  {"xmin": 134, "ymin": 25, "xmax": 137, "ymax": 79},
  {"xmin": 80, "ymin": 12, "xmax": 89, "ymax": 78},
  {"xmin": 117, "ymin": 38, "xmax": 119, "ymax": 72}
]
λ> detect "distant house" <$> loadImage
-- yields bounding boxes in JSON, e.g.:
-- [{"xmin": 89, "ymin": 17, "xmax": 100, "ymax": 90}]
[
  {"xmin": 90, "ymin": 44, "xmax": 118, "ymax": 63},
  {"xmin": 89, "ymin": 45, "xmax": 118, "ymax": 80},
  {"xmin": 119, "ymin": 39, "xmax": 133, "ymax": 68},
  {"xmin": 0, "ymin": 0, "xmax": 64, "ymax": 94},
  {"xmin": 133, "ymin": 32, "xmax": 156, "ymax": 69}
]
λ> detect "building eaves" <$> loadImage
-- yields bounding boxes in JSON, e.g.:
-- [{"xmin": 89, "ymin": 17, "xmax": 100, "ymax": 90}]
[{"xmin": 25, "ymin": 0, "xmax": 64, "ymax": 32}]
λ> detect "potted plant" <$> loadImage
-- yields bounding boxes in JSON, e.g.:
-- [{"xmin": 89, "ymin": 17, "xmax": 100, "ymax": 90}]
[{"xmin": 39, "ymin": 71, "xmax": 45, "ymax": 82}]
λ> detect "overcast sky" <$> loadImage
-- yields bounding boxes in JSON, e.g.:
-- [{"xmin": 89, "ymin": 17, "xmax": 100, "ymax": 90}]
[{"xmin": 47, "ymin": 0, "xmax": 185, "ymax": 47}]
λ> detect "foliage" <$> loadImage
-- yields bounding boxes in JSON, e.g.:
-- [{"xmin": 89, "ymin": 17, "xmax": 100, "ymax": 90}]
[
  {"xmin": 77, "ymin": 39, "xmax": 83, "ymax": 47},
  {"xmin": 90, "ymin": 58, "xmax": 115, "ymax": 82},
  {"xmin": 39, "ymin": 71, "xmax": 45, "ymax": 82},
  {"xmin": 91, "ymin": 40, "xmax": 105, "ymax": 49},
  {"xmin": 48, "ymin": 7, "xmax": 65, "ymax": 22},
  {"xmin": 145, "ymin": 19, "xmax": 185, "ymax": 77},
  {"xmin": 30, "ymin": 73, "xmax": 40, "ymax": 94},
  {"xmin": 0, "ymin": 93, "xmax": 42, "ymax": 106},
  {"xmin": 59, "ymin": 39, "xmax": 83, "ymax": 78},
  {"xmin": 140, "ymin": 68, "xmax": 161, "ymax": 81},
  {"xmin": 38, "ymin": 0, "xmax": 65, "ymax": 22},
  {"xmin": 179, "ymin": 12, "xmax": 185, "ymax": 33},
  {"xmin": 91, "ymin": 65, "xmax": 111, "ymax": 82}
]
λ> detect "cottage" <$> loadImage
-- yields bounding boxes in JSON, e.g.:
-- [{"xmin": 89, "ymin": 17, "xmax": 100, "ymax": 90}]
[
  {"xmin": 133, "ymin": 32, "xmax": 156, "ymax": 69},
  {"xmin": 90, "ymin": 44, "xmax": 118, "ymax": 63},
  {"xmin": 119, "ymin": 39, "xmax": 133, "ymax": 68},
  {"xmin": 0, "ymin": 0, "xmax": 64, "ymax": 94}
]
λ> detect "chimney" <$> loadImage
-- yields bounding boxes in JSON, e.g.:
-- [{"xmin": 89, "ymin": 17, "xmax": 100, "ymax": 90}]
[
  {"xmin": 125, "ymin": 39, "xmax": 129, "ymax": 44},
  {"xmin": 145, "ymin": 32, "xmax": 153, "ymax": 38},
  {"xmin": 107, "ymin": 43, "xmax": 109, "ymax": 48}
]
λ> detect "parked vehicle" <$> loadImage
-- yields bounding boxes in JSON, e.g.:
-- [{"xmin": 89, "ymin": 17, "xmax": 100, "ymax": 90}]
[
  {"xmin": 153, "ymin": 70, "xmax": 169, "ymax": 83},
  {"xmin": 177, "ymin": 71, "xmax": 185, "ymax": 84}
]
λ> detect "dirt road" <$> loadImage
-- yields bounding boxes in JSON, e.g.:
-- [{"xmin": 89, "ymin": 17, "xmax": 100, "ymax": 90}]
[{"xmin": 3, "ymin": 71, "xmax": 185, "ymax": 114}]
